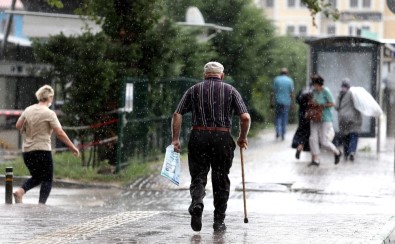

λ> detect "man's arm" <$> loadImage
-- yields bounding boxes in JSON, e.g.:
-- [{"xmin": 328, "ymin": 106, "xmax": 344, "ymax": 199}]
[
  {"xmin": 171, "ymin": 112, "xmax": 183, "ymax": 152},
  {"xmin": 237, "ymin": 113, "xmax": 251, "ymax": 149}
]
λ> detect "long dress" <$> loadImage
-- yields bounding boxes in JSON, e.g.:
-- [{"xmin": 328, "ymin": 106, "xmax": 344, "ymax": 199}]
[{"xmin": 291, "ymin": 88, "xmax": 311, "ymax": 151}]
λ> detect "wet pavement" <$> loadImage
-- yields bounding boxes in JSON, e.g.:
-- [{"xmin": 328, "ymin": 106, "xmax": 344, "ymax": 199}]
[{"xmin": 1, "ymin": 127, "xmax": 395, "ymax": 243}]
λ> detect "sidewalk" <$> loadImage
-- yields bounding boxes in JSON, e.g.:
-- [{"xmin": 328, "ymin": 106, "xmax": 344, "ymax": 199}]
[{"xmin": 1, "ymin": 126, "xmax": 395, "ymax": 243}]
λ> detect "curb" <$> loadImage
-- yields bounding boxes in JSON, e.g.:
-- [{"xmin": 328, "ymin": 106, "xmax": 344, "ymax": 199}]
[{"xmin": 0, "ymin": 175, "xmax": 120, "ymax": 189}]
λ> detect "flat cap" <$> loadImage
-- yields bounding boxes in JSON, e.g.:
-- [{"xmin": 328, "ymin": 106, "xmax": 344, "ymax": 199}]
[{"xmin": 204, "ymin": 61, "xmax": 224, "ymax": 74}]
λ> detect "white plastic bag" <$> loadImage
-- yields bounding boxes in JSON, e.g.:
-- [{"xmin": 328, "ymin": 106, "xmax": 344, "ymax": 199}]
[
  {"xmin": 349, "ymin": 87, "xmax": 383, "ymax": 117},
  {"xmin": 160, "ymin": 145, "xmax": 181, "ymax": 185}
]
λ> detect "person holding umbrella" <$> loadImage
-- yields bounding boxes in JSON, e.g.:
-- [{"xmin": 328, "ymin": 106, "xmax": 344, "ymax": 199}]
[
  {"xmin": 335, "ymin": 78, "xmax": 362, "ymax": 161},
  {"xmin": 171, "ymin": 61, "xmax": 251, "ymax": 232}
]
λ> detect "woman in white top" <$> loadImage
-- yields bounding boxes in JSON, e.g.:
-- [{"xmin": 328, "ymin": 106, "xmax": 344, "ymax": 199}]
[{"xmin": 13, "ymin": 85, "xmax": 79, "ymax": 204}]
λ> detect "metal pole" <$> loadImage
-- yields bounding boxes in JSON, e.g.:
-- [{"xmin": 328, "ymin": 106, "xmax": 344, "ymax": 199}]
[
  {"xmin": 377, "ymin": 45, "xmax": 384, "ymax": 153},
  {"xmin": 0, "ymin": 0, "xmax": 17, "ymax": 59},
  {"xmin": 5, "ymin": 167, "xmax": 13, "ymax": 204}
]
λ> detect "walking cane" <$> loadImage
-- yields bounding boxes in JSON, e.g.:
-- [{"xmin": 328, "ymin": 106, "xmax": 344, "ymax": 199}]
[{"xmin": 240, "ymin": 146, "xmax": 248, "ymax": 223}]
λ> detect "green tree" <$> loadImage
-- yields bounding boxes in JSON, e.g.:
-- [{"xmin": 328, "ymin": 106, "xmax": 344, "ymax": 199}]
[
  {"xmin": 33, "ymin": 0, "xmax": 214, "ymax": 168},
  {"xmin": 252, "ymin": 36, "xmax": 308, "ymax": 124},
  {"xmin": 33, "ymin": 33, "xmax": 118, "ymax": 166}
]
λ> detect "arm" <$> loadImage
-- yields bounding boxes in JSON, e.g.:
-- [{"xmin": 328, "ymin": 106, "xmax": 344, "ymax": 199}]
[
  {"xmin": 237, "ymin": 113, "xmax": 251, "ymax": 149},
  {"xmin": 53, "ymin": 127, "xmax": 80, "ymax": 157},
  {"xmin": 171, "ymin": 112, "xmax": 183, "ymax": 152},
  {"xmin": 290, "ymin": 91, "xmax": 295, "ymax": 110},
  {"xmin": 15, "ymin": 116, "xmax": 25, "ymax": 130}
]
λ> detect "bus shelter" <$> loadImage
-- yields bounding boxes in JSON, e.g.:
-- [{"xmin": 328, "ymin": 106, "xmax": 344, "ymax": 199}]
[{"xmin": 306, "ymin": 36, "xmax": 394, "ymax": 152}]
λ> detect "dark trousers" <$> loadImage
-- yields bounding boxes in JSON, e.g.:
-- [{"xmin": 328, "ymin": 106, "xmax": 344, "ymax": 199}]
[
  {"xmin": 188, "ymin": 130, "xmax": 236, "ymax": 221},
  {"xmin": 21, "ymin": 150, "xmax": 54, "ymax": 204},
  {"xmin": 343, "ymin": 132, "xmax": 359, "ymax": 156},
  {"xmin": 334, "ymin": 132, "xmax": 359, "ymax": 156}
]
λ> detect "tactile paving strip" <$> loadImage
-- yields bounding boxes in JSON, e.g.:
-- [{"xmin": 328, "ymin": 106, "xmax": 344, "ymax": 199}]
[{"xmin": 21, "ymin": 211, "xmax": 161, "ymax": 244}]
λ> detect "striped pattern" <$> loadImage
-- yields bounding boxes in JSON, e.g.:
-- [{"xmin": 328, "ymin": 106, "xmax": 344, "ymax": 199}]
[{"xmin": 175, "ymin": 78, "xmax": 248, "ymax": 127}]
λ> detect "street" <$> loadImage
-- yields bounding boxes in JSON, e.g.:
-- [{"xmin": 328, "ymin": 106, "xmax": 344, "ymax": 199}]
[{"xmin": 1, "ymin": 127, "xmax": 395, "ymax": 243}]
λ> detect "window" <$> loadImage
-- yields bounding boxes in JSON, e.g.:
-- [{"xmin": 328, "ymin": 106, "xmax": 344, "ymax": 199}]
[
  {"xmin": 327, "ymin": 25, "xmax": 336, "ymax": 35},
  {"xmin": 362, "ymin": 0, "xmax": 371, "ymax": 7},
  {"xmin": 350, "ymin": 0, "xmax": 371, "ymax": 8},
  {"xmin": 361, "ymin": 25, "xmax": 370, "ymax": 31},
  {"xmin": 288, "ymin": 0, "xmax": 306, "ymax": 8},
  {"xmin": 286, "ymin": 26, "xmax": 295, "ymax": 35},
  {"xmin": 299, "ymin": 25, "xmax": 307, "ymax": 36},
  {"xmin": 350, "ymin": 0, "xmax": 358, "ymax": 8},
  {"xmin": 327, "ymin": 0, "xmax": 337, "ymax": 8},
  {"xmin": 266, "ymin": 0, "xmax": 274, "ymax": 7}
]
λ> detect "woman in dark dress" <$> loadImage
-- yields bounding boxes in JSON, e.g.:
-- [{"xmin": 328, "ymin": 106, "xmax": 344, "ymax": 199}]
[{"xmin": 292, "ymin": 86, "xmax": 311, "ymax": 159}]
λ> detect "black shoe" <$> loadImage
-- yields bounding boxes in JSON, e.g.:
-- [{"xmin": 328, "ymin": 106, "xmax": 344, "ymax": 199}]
[
  {"xmin": 308, "ymin": 161, "xmax": 319, "ymax": 167},
  {"xmin": 281, "ymin": 135, "xmax": 285, "ymax": 141},
  {"xmin": 349, "ymin": 154, "xmax": 354, "ymax": 161},
  {"xmin": 189, "ymin": 204, "xmax": 203, "ymax": 231},
  {"xmin": 334, "ymin": 151, "xmax": 342, "ymax": 165},
  {"xmin": 213, "ymin": 221, "xmax": 227, "ymax": 232},
  {"xmin": 295, "ymin": 150, "xmax": 301, "ymax": 159}
]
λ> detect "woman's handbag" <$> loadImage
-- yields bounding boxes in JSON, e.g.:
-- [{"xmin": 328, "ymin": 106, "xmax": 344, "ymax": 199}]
[{"xmin": 305, "ymin": 100, "xmax": 323, "ymax": 123}]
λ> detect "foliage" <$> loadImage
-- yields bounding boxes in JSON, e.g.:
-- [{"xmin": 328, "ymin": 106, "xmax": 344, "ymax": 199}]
[
  {"xmin": 33, "ymin": 1, "xmax": 213, "ymax": 168},
  {"xmin": 301, "ymin": 0, "xmax": 340, "ymax": 26},
  {"xmin": 251, "ymin": 37, "xmax": 308, "ymax": 123},
  {"xmin": 46, "ymin": 0, "xmax": 64, "ymax": 9},
  {"xmin": 33, "ymin": 32, "xmax": 118, "ymax": 166},
  {"xmin": 32, "ymin": 0, "xmax": 314, "ymax": 171}
]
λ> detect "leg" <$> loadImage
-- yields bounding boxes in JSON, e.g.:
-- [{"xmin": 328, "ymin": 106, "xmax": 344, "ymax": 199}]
[
  {"xmin": 38, "ymin": 151, "xmax": 54, "ymax": 204},
  {"xmin": 281, "ymin": 105, "xmax": 290, "ymax": 138},
  {"xmin": 343, "ymin": 134, "xmax": 351, "ymax": 157},
  {"xmin": 15, "ymin": 152, "xmax": 44, "ymax": 203},
  {"xmin": 319, "ymin": 122, "xmax": 341, "ymax": 164},
  {"xmin": 187, "ymin": 131, "xmax": 211, "ymax": 231},
  {"xmin": 275, "ymin": 104, "xmax": 282, "ymax": 138},
  {"xmin": 210, "ymin": 132, "xmax": 235, "ymax": 231},
  {"xmin": 188, "ymin": 132, "xmax": 210, "ymax": 209},
  {"xmin": 309, "ymin": 122, "xmax": 321, "ymax": 163},
  {"xmin": 348, "ymin": 132, "xmax": 359, "ymax": 161},
  {"xmin": 319, "ymin": 122, "xmax": 340, "ymax": 155}
]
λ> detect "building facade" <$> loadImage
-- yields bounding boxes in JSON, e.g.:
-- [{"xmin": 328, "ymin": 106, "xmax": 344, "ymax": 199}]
[{"xmin": 255, "ymin": 0, "xmax": 395, "ymax": 40}]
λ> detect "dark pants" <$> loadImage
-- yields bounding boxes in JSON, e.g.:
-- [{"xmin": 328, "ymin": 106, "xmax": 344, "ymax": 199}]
[
  {"xmin": 275, "ymin": 104, "xmax": 290, "ymax": 137},
  {"xmin": 333, "ymin": 132, "xmax": 359, "ymax": 156},
  {"xmin": 21, "ymin": 150, "xmax": 54, "ymax": 204},
  {"xmin": 343, "ymin": 132, "xmax": 359, "ymax": 156},
  {"xmin": 188, "ymin": 130, "xmax": 236, "ymax": 221}
]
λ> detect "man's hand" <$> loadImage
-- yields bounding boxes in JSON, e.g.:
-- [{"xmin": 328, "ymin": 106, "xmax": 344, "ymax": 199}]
[
  {"xmin": 237, "ymin": 137, "xmax": 248, "ymax": 149},
  {"xmin": 172, "ymin": 140, "xmax": 181, "ymax": 152}
]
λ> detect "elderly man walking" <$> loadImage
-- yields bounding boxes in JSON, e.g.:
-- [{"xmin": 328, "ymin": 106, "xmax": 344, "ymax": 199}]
[{"xmin": 171, "ymin": 61, "xmax": 251, "ymax": 232}]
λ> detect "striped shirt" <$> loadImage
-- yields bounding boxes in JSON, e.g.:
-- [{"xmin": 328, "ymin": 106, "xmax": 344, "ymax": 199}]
[{"xmin": 175, "ymin": 78, "xmax": 248, "ymax": 128}]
